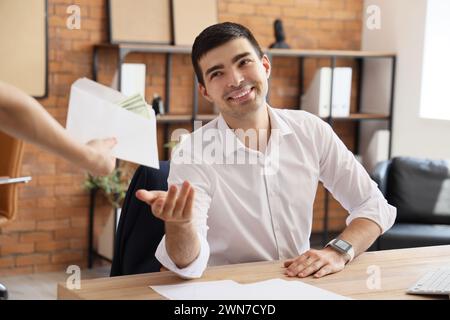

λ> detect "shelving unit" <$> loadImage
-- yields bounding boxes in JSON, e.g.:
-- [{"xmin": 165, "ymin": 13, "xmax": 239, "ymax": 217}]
[{"xmin": 88, "ymin": 43, "xmax": 396, "ymax": 266}]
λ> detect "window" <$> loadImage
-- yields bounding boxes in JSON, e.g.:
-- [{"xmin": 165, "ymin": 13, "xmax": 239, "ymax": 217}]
[{"xmin": 420, "ymin": 0, "xmax": 450, "ymax": 120}]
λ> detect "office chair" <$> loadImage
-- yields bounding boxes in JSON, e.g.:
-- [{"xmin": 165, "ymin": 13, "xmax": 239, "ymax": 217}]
[
  {"xmin": 110, "ymin": 161, "xmax": 169, "ymax": 277},
  {"xmin": 0, "ymin": 131, "xmax": 26, "ymax": 300}
]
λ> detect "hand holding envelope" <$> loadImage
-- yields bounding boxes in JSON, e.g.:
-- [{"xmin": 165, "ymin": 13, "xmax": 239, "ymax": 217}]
[{"xmin": 66, "ymin": 78, "xmax": 159, "ymax": 169}]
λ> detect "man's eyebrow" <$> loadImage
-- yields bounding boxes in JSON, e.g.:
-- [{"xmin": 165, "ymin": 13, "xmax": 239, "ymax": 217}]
[
  {"xmin": 204, "ymin": 52, "xmax": 252, "ymax": 78},
  {"xmin": 231, "ymin": 52, "xmax": 251, "ymax": 63},
  {"xmin": 205, "ymin": 64, "xmax": 224, "ymax": 77}
]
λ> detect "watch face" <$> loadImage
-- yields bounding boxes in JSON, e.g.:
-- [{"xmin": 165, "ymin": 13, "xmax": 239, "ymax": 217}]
[{"xmin": 335, "ymin": 239, "xmax": 350, "ymax": 251}]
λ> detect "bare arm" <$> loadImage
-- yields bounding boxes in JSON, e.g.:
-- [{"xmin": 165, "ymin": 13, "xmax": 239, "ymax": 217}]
[
  {"xmin": 136, "ymin": 181, "xmax": 200, "ymax": 268},
  {"xmin": 0, "ymin": 81, "xmax": 116, "ymax": 175},
  {"xmin": 337, "ymin": 217, "xmax": 381, "ymax": 256}
]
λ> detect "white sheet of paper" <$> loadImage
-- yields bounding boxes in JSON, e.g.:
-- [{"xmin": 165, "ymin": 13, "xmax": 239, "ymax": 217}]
[
  {"xmin": 241, "ymin": 279, "xmax": 349, "ymax": 300},
  {"xmin": 151, "ymin": 280, "xmax": 241, "ymax": 300},
  {"xmin": 66, "ymin": 78, "xmax": 159, "ymax": 169},
  {"xmin": 150, "ymin": 278, "xmax": 349, "ymax": 300}
]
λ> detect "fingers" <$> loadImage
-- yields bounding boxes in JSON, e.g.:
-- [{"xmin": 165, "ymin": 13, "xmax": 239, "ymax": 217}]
[
  {"xmin": 136, "ymin": 182, "xmax": 195, "ymax": 223},
  {"xmin": 285, "ymin": 250, "xmax": 326, "ymax": 278},
  {"xmin": 86, "ymin": 137, "xmax": 117, "ymax": 150},
  {"xmin": 314, "ymin": 265, "xmax": 333, "ymax": 278},
  {"xmin": 285, "ymin": 254, "xmax": 309, "ymax": 276},
  {"xmin": 283, "ymin": 258, "xmax": 295, "ymax": 267},
  {"xmin": 182, "ymin": 186, "xmax": 195, "ymax": 220},
  {"xmin": 101, "ymin": 137, "xmax": 118, "ymax": 149},
  {"xmin": 153, "ymin": 198, "xmax": 165, "ymax": 216},
  {"xmin": 284, "ymin": 249, "xmax": 345, "ymax": 279},
  {"xmin": 160, "ymin": 185, "xmax": 178, "ymax": 219},
  {"xmin": 172, "ymin": 181, "xmax": 191, "ymax": 218},
  {"xmin": 297, "ymin": 260, "xmax": 325, "ymax": 278},
  {"xmin": 85, "ymin": 137, "xmax": 117, "ymax": 176},
  {"xmin": 135, "ymin": 189, "xmax": 167, "ymax": 205}
]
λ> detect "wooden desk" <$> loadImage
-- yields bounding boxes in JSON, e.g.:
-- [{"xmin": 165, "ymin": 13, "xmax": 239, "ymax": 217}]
[{"xmin": 57, "ymin": 245, "xmax": 450, "ymax": 300}]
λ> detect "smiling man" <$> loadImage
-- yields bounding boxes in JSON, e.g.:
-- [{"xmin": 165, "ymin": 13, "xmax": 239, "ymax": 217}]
[{"xmin": 136, "ymin": 22, "xmax": 396, "ymax": 279}]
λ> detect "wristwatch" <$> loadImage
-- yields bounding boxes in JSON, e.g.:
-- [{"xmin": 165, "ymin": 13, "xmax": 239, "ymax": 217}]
[{"xmin": 325, "ymin": 238, "xmax": 355, "ymax": 263}]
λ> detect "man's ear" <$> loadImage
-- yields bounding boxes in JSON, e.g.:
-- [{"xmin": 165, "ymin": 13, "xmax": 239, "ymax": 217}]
[
  {"xmin": 199, "ymin": 83, "xmax": 213, "ymax": 103},
  {"xmin": 262, "ymin": 54, "xmax": 271, "ymax": 79}
]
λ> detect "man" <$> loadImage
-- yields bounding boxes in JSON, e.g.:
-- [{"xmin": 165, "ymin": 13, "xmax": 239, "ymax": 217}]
[
  {"xmin": 136, "ymin": 22, "xmax": 396, "ymax": 279},
  {"xmin": 0, "ymin": 81, "xmax": 116, "ymax": 176}
]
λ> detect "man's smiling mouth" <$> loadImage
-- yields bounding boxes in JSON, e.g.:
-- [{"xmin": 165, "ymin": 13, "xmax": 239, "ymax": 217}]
[{"xmin": 226, "ymin": 86, "xmax": 255, "ymax": 103}]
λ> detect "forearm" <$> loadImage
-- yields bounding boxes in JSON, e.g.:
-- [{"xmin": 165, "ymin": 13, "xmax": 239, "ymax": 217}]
[
  {"xmin": 165, "ymin": 221, "xmax": 200, "ymax": 268},
  {"xmin": 338, "ymin": 217, "xmax": 382, "ymax": 257},
  {"xmin": 0, "ymin": 82, "xmax": 93, "ymax": 168}
]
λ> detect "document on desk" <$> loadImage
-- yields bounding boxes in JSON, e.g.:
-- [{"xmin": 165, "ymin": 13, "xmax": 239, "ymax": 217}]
[
  {"xmin": 66, "ymin": 78, "xmax": 159, "ymax": 169},
  {"xmin": 150, "ymin": 278, "xmax": 349, "ymax": 300}
]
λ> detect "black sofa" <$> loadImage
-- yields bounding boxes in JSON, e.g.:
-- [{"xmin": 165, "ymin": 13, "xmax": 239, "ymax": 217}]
[{"xmin": 371, "ymin": 157, "xmax": 450, "ymax": 250}]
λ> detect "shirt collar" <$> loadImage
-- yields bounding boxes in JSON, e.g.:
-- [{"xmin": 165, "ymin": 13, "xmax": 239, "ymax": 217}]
[{"xmin": 217, "ymin": 105, "xmax": 294, "ymax": 158}]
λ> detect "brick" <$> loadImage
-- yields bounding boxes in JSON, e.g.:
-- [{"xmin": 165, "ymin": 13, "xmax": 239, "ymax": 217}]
[
  {"xmin": 0, "ymin": 233, "xmax": 19, "ymax": 245},
  {"xmin": 0, "ymin": 220, "xmax": 36, "ymax": 233},
  {"xmin": 37, "ymin": 219, "xmax": 70, "ymax": 231},
  {"xmin": 0, "ymin": 256, "xmax": 15, "ymax": 268},
  {"xmin": 51, "ymin": 250, "xmax": 84, "ymax": 264},
  {"xmin": 269, "ymin": 0, "xmax": 295, "ymax": 6},
  {"xmin": 20, "ymin": 232, "xmax": 53, "ymax": 243},
  {"xmin": 18, "ymin": 207, "xmax": 55, "ymax": 220},
  {"xmin": 37, "ymin": 198, "xmax": 57, "ymax": 209},
  {"xmin": 319, "ymin": 20, "xmax": 344, "ymax": 30},
  {"xmin": 36, "ymin": 240, "xmax": 70, "ymax": 252},
  {"xmin": 89, "ymin": 6, "xmax": 106, "ymax": 19},
  {"xmin": 16, "ymin": 254, "xmax": 50, "ymax": 266},
  {"xmin": 70, "ymin": 238, "xmax": 87, "ymax": 250},
  {"xmin": 333, "ymin": 10, "xmax": 358, "ymax": 20},
  {"xmin": 54, "ymin": 185, "xmax": 85, "ymax": 196},
  {"xmin": 55, "ymin": 207, "xmax": 87, "ymax": 218},
  {"xmin": 1, "ymin": 242, "xmax": 35, "ymax": 255},
  {"xmin": 227, "ymin": 3, "xmax": 255, "ymax": 15},
  {"xmin": 19, "ymin": 185, "xmax": 55, "ymax": 201},
  {"xmin": 54, "ymin": 227, "xmax": 87, "ymax": 240},
  {"xmin": 34, "ymin": 263, "xmax": 72, "ymax": 274}
]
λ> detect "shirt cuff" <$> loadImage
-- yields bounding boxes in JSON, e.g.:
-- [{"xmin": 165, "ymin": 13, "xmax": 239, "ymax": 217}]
[
  {"xmin": 155, "ymin": 233, "xmax": 210, "ymax": 279},
  {"xmin": 345, "ymin": 196, "xmax": 397, "ymax": 234}
]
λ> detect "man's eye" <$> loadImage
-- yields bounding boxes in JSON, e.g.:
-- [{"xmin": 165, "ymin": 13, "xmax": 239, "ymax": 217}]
[
  {"xmin": 210, "ymin": 71, "xmax": 222, "ymax": 79},
  {"xmin": 239, "ymin": 59, "xmax": 252, "ymax": 66}
]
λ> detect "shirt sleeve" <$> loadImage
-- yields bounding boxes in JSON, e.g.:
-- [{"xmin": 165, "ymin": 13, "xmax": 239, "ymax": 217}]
[
  {"xmin": 316, "ymin": 118, "xmax": 396, "ymax": 234},
  {"xmin": 155, "ymin": 143, "xmax": 212, "ymax": 279}
]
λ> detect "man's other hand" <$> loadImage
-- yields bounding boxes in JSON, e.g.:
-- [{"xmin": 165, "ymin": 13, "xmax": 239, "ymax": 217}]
[{"xmin": 283, "ymin": 247, "xmax": 348, "ymax": 278}]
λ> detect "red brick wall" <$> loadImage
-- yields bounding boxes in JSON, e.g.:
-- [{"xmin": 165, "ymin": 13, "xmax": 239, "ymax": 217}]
[{"xmin": 0, "ymin": 0, "xmax": 363, "ymax": 276}]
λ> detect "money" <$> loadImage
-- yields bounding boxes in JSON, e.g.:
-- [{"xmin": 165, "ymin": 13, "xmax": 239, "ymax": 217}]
[{"xmin": 117, "ymin": 93, "xmax": 152, "ymax": 119}]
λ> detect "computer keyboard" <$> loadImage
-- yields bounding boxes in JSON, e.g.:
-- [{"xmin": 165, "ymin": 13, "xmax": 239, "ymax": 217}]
[{"xmin": 407, "ymin": 267, "xmax": 450, "ymax": 295}]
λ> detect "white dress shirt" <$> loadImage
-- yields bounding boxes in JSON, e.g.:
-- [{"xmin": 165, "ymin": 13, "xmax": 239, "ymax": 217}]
[{"xmin": 155, "ymin": 106, "xmax": 396, "ymax": 278}]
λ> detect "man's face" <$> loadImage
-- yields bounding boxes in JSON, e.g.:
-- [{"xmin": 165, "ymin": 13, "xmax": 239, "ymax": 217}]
[{"xmin": 198, "ymin": 38, "xmax": 271, "ymax": 120}]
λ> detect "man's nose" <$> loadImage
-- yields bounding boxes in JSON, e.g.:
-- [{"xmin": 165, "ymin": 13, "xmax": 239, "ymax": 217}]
[{"xmin": 227, "ymin": 69, "xmax": 244, "ymax": 87}]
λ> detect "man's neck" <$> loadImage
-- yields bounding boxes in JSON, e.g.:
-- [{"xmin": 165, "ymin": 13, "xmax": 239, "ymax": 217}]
[{"xmin": 222, "ymin": 104, "xmax": 271, "ymax": 152}]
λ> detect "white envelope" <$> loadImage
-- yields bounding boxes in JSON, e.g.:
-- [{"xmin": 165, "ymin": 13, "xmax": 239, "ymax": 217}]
[{"xmin": 66, "ymin": 78, "xmax": 159, "ymax": 169}]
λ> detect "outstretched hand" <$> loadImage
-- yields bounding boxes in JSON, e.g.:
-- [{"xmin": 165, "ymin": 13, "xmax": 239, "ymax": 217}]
[{"xmin": 136, "ymin": 181, "xmax": 195, "ymax": 225}]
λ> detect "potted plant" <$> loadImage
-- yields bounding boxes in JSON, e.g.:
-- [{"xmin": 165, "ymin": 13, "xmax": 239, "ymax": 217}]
[
  {"xmin": 84, "ymin": 167, "xmax": 130, "ymax": 209},
  {"xmin": 83, "ymin": 164, "xmax": 135, "ymax": 261}
]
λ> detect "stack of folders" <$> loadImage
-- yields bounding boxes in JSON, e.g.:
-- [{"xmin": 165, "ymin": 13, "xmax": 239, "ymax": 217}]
[
  {"xmin": 300, "ymin": 67, "xmax": 352, "ymax": 118},
  {"xmin": 117, "ymin": 93, "xmax": 152, "ymax": 120}
]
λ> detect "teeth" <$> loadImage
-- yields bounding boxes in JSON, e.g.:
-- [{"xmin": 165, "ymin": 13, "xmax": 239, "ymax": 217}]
[{"xmin": 231, "ymin": 88, "xmax": 251, "ymax": 99}]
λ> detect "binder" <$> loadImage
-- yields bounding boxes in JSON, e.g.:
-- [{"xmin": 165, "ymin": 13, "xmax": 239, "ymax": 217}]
[{"xmin": 301, "ymin": 67, "xmax": 352, "ymax": 117}]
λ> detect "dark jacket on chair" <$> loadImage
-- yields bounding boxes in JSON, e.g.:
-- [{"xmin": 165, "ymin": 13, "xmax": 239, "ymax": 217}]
[{"xmin": 110, "ymin": 161, "xmax": 169, "ymax": 276}]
